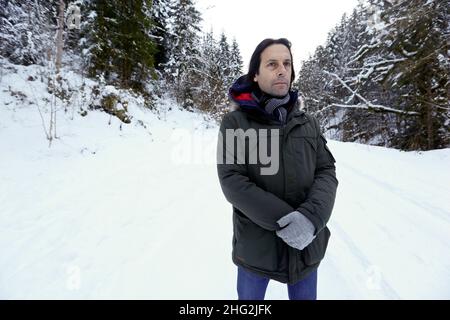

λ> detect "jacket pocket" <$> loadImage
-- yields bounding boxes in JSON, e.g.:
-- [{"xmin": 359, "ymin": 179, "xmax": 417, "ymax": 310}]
[
  {"xmin": 290, "ymin": 132, "xmax": 318, "ymax": 156},
  {"xmin": 289, "ymin": 134, "xmax": 317, "ymax": 184},
  {"xmin": 304, "ymin": 137, "xmax": 318, "ymax": 153},
  {"xmin": 233, "ymin": 210, "xmax": 279, "ymax": 272},
  {"xmin": 303, "ymin": 226, "xmax": 331, "ymax": 265},
  {"xmin": 320, "ymin": 134, "xmax": 336, "ymax": 163}
]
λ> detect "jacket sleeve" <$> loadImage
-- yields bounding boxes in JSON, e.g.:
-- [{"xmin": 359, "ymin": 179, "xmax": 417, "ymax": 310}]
[
  {"xmin": 216, "ymin": 113, "xmax": 294, "ymax": 231},
  {"xmin": 296, "ymin": 117, "xmax": 338, "ymax": 235}
]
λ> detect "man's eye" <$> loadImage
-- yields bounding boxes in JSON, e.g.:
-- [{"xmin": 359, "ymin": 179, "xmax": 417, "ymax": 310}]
[
  {"xmin": 268, "ymin": 62, "xmax": 277, "ymax": 67},
  {"xmin": 284, "ymin": 62, "xmax": 291, "ymax": 68}
]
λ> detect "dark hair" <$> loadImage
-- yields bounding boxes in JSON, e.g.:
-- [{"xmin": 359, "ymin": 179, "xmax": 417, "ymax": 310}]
[{"xmin": 247, "ymin": 38, "xmax": 295, "ymax": 87}]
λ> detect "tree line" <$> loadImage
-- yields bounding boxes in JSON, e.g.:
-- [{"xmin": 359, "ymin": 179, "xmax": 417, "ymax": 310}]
[
  {"xmin": 1, "ymin": 0, "xmax": 448, "ymax": 150},
  {"xmin": 295, "ymin": 0, "xmax": 449, "ymax": 151},
  {"xmin": 0, "ymin": 0, "xmax": 243, "ymax": 119}
]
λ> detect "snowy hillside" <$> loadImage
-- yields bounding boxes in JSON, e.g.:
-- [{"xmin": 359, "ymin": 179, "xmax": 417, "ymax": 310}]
[{"xmin": 1, "ymin": 64, "xmax": 449, "ymax": 300}]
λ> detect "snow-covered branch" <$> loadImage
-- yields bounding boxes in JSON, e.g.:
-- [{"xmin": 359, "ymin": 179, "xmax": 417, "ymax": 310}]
[
  {"xmin": 347, "ymin": 42, "xmax": 380, "ymax": 65},
  {"xmin": 323, "ymin": 70, "xmax": 419, "ymax": 115},
  {"xmin": 328, "ymin": 103, "xmax": 419, "ymax": 115},
  {"xmin": 364, "ymin": 58, "xmax": 406, "ymax": 67}
]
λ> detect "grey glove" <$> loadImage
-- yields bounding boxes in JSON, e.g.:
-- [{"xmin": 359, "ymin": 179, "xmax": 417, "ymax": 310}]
[{"xmin": 276, "ymin": 211, "xmax": 316, "ymax": 251}]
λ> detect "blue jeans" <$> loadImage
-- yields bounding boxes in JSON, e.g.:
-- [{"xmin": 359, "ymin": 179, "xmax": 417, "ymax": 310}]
[{"xmin": 237, "ymin": 267, "xmax": 317, "ymax": 300}]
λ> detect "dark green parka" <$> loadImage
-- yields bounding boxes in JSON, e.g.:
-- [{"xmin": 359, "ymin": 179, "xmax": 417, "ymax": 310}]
[{"xmin": 217, "ymin": 100, "xmax": 338, "ymax": 285}]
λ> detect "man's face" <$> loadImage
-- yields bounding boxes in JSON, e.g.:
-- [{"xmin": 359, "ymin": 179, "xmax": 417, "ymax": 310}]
[{"xmin": 254, "ymin": 44, "xmax": 292, "ymax": 97}]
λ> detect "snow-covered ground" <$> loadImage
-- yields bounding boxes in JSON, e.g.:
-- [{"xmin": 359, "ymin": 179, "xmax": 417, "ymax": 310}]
[{"xmin": 1, "ymin": 63, "xmax": 449, "ymax": 299}]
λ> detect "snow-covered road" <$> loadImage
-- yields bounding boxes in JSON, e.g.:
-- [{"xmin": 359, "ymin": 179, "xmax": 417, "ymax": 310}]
[{"xmin": 1, "ymin": 75, "xmax": 449, "ymax": 298}]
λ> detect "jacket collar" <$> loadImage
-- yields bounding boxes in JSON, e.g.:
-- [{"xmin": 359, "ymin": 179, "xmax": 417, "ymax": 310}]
[
  {"xmin": 228, "ymin": 75, "xmax": 300, "ymax": 125},
  {"xmin": 230, "ymin": 99, "xmax": 309, "ymax": 128}
]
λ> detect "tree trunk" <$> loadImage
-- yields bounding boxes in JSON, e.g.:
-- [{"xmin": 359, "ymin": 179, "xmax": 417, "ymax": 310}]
[
  {"xmin": 55, "ymin": 0, "xmax": 65, "ymax": 74},
  {"xmin": 426, "ymin": 87, "xmax": 433, "ymax": 150}
]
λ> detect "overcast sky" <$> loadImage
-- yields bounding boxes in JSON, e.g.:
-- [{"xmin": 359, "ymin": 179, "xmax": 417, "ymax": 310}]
[{"xmin": 196, "ymin": 0, "xmax": 361, "ymax": 71}]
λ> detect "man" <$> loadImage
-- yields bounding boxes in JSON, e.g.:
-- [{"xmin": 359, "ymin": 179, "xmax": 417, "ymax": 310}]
[{"xmin": 216, "ymin": 38, "xmax": 338, "ymax": 300}]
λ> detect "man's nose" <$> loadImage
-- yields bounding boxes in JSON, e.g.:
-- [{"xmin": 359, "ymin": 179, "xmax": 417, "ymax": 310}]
[{"xmin": 277, "ymin": 65, "xmax": 287, "ymax": 76}]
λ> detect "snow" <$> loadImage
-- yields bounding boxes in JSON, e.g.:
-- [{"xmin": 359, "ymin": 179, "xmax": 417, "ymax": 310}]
[{"xmin": 1, "ymin": 64, "xmax": 449, "ymax": 300}]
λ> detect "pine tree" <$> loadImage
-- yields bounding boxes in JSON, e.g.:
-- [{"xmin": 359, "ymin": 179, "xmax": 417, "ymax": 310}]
[
  {"xmin": 333, "ymin": 5, "xmax": 387, "ymax": 144},
  {"xmin": 196, "ymin": 30, "xmax": 222, "ymax": 112},
  {"xmin": 164, "ymin": 0, "xmax": 202, "ymax": 109},
  {"xmin": 88, "ymin": 0, "xmax": 157, "ymax": 92},
  {"xmin": 217, "ymin": 32, "xmax": 231, "ymax": 88},
  {"xmin": 0, "ymin": 0, "xmax": 53, "ymax": 66},
  {"xmin": 296, "ymin": 0, "xmax": 449, "ymax": 150},
  {"xmin": 373, "ymin": 0, "xmax": 449, "ymax": 150},
  {"xmin": 150, "ymin": 0, "xmax": 173, "ymax": 71},
  {"xmin": 230, "ymin": 38, "xmax": 243, "ymax": 81},
  {"xmin": 346, "ymin": 0, "xmax": 449, "ymax": 150}
]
